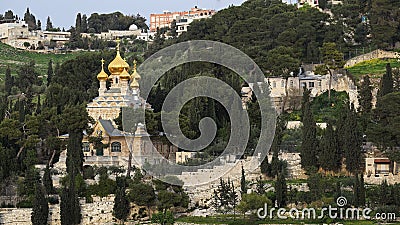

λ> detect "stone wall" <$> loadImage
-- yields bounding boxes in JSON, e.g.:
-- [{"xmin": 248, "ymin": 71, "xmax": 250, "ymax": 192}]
[
  {"xmin": 0, "ymin": 196, "xmax": 116, "ymax": 225},
  {"xmin": 344, "ymin": 49, "xmax": 400, "ymax": 68}
]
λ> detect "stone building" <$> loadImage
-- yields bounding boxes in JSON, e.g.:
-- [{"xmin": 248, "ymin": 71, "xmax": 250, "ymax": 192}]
[{"xmin": 55, "ymin": 39, "xmax": 177, "ymax": 171}]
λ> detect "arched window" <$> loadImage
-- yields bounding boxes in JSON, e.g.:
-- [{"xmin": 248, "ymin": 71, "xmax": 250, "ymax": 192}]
[
  {"xmin": 82, "ymin": 142, "xmax": 90, "ymax": 152},
  {"xmin": 111, "ymin": 142, "xmax": 122, "ymax": 152}
]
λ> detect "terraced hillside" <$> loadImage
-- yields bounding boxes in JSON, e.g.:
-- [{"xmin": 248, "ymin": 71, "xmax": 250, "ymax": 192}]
[{"xmin": 0, "ymin": 43, "xmax": 80, "ymax": 77}]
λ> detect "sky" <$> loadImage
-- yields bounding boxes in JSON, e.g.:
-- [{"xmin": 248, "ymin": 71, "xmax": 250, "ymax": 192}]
[{"xmin": 0, "ymin": 0, "xmax": 247, "ymax": 30}]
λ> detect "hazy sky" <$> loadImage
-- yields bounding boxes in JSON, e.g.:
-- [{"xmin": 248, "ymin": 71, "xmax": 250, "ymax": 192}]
[{"xmin": 0, "ymin": 0, "xmax": 246, "ymax": 29}]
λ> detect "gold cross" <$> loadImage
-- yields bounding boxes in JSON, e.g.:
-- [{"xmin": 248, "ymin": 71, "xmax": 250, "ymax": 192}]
[{"xmin": 101, "ymin": 58, "xmax": 105, "ymax": 69}]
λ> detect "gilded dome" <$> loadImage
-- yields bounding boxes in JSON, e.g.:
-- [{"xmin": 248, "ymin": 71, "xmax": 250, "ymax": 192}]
[
  {"xmin": 130, "ymin": 78, "xmax": 139, "ymax": 88},
  {"xmin": 131, "ymin": 60, "xmax": 141, "ymax": 80},
  {"xmin": 97, "ymin": 59, "xmax": 109, "ymax": 81},
  {"xmin": 120, "ymin": 68, "xmax": 131, "ymax": 81},
  {"xmin": 108, "ymin": 39, "xmax": 129, "ymax": 74}
]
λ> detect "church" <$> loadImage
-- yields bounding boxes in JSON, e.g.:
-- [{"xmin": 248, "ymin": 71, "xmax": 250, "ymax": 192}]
[{"xmin": 76, "ymin": 39, "xmax": 177, "ymax": 169}]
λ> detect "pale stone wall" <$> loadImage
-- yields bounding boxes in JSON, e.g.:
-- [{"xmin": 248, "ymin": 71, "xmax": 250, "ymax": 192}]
[
  {"xmin": 344, "ymin": 49, "xmax": 400, "ymax": 68},
  {"xmin": 0, "ymin": 196, "xmax": 116, "ymax": 225}
]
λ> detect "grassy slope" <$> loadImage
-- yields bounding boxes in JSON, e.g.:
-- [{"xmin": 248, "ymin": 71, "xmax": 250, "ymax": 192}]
[
  {"xmin": 347, "ymin": 58, "xmax": 400, "ymax": 80},
  {"xmin": 0, "ymin": 42, "xmax": 79, "ymax": 77}
]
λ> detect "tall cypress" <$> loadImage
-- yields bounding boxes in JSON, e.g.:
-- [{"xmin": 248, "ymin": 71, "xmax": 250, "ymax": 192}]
[
  {"xmin": 275, "ymin": 172, "xmax": 287, "ymax": 208},
  {"xmin": 379, "ymin": 63, "xmax": 393, "ymax": 97},
  {"xmin": 358, "ymin": 75, "xmax": 373, "ymax": 114},
  {"xmin": 343, "ymin": 105, "xmax": 363, "ymax": 174},
  {"xmin": 319, "ymin": 123, "xmax": 341, "ymax": 173},
  {"xmin": 31, "ymin": 183, "xmax": 49, "ymax": 225},
  {"xmin": 5, "ymin": 66, "xmax": 13, "ymax": 96},
  {"xmin": 240, "ymin": 165, "xmax": 247, "ymax": 195},
  {"xmin": 300, "ymin": 90, "xmax": 318, "ymax": 173},
  {"xmin": 47, "ymin": 60, "xmax": 53, "ymax": 86},
  {"xmin": 43, "ymin": 165, "xmax": 54, "ymax": 195},
  {"xmin": 113, "ymin": 179, "xmax": 130, "ymax": 223}
]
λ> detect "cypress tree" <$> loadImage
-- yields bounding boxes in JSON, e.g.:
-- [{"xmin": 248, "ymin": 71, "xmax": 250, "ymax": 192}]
[
  {"xmin": 270, "ymin": 116, "xmax": 286, "ymax": 177},
  {"xmin": 300, "ymin": 90, "xmax": 318, "ymax": 173},
  {"xmin": 60, "ymin": 176, "xmax": 81, "ymax": 225},
  {"xmin": 5, "ymin": 66, "xmax": 13, "ymax": 96},
  {"xmin": 240, "ymin": 165, "xmax": 247, "ymax": 195},
  {"xmin": 31, "ymin": 183, "xmax": 49, "ymax": 225},
  {"xmin": 43, "ymin": 165, "xmax": 54, "ymax": 195},
  {"xmin": 46, "ymin": 16, "xmax": 53, "ymax": 31},
  {"xmin": 113, "ymin": 179, "xmax": 130, "ymax": 223},
  {"xmin": 353, "ymin": 174, "xmax": 360, "ymax": 206},
  {"xmin": 343, "ymin": 105, "xmax": 363, "ymax": 174},
  {"xmin": 379, "ymin": 63, "xmax": 394, "ymax": 97},
  {"xmin": 47, "ymin": 60, "xmax": 53, "ymax": 86},
  {"xmin": 359, "ymin": 174, "xmax": 366, "ymax": 206},
  {"xmin": 358, "ymin": 75, "xmax": 373, "ymax": 114},
  {"xmin": 275, "ymin": 172, "xmax": 287, "ymax": 208},
  {"xmin": 319, "ymin": 123, "xmax": 341, "ymax": 173}
]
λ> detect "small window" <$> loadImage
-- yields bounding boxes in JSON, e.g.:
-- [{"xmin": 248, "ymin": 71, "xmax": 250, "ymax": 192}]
[
  {"xmin": 272, "ymin": 81, "xmax": 276, "ymax": 88},
  {"xmin": 290, "ymin": 80, "xmax": 294, "ymax": 88},
  {"xmin": 82, "ymin": 142, "xmax": 90, "ymax": 152},
  {"xmin": 111, "ymin": 142, "xmax": 122, "ymax": 152},
  {"xmin": 301, "ymin": 82, "xmax": 306, "ymax": 88},
  {"xmin": 281, "ymin": 80, "xmax": 285, "ymax": 87},
  {"xmin": 309, "ymin": 82, "xmax": 315, "ymax": 88},
  {"xmin": 318, "ymin": 81, "xmax": 322, "ymax": 87}
]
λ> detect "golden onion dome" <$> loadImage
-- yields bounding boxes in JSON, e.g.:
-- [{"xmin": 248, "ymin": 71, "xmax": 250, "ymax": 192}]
[
  {"xmin": 130, "ymin": 60, "xmax": 141, "ymax": 80},
  {"xmin": 130, "ymin": 78, "xmax": 139, "ymax": 88},
  {"xmin": 97, "ymin": 59, "xmax": 109, "ymax": 81},
  {"xmin": 108, "ymin": 39, "xmax": 129, "ymax": 74},
  {"xmin": 120, "ymin": 68, "xmax": 131, "ymax": 81}
]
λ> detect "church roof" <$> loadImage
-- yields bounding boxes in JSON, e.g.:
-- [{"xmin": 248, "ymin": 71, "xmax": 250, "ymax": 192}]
[{"xmin": 99, "ymin": 120, "xmax": 125, "ymax": 137}]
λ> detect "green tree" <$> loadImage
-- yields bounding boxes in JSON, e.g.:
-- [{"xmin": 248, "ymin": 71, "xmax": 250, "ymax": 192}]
[
  {"xmin": 46, "ymin": 16, "xmax": 53, "ymax": 31},
  {"xmin": 113, "ymin": 179, "xmax": 130, "ymax": 223},
  {"xmin": 151, "ymin": 211, "xmax": 174, "ymax": 225},
  {"xmin": 319, "ymin": 122, "xmax": 341, "ymax": 173},
  {"xmin": 379, "ymin": 63, "xmax": 394, "ymax": 97},
  {"xmin": 343, "ymin": 105, "xmax": 363, "ymax": 174},
  {"xmin": 275, "ymin": 172, "xmax": 287, "ymax": 208},
  {"xmin": 5, "ymin": 66, "xmax": 13, "ymax": 96},
  {"xmin": 43, "ymin": 165, "xmax": 54, "ymax": 195},
  {"xmin": 128, "ymin": 182, "xmax": 156, "ymax": 218},
  {"xmin": 47, "ymin": 59, "xmax": 54, "ymax": 86},
  {"xmin": 237, "ymin": 193, "xmax": 271, "ymax": 219},
  {"xmin": 367, "ymin": 92, "xmax": 400, "ymax": 161},
  {"xmin": 31, "ymin": 183, "xmax": 49, "ymax": 225},
  {"xmin": 300, "ymin": 89, "xmax": 318, "ymax": 173},
  {"xmin": 359, "ymin": 75, "xmax": 373, "ymax": 114},
  {"xmin": 319, "ymin": 42, "xmax": 344, "ymax": 100},
  {"xmin": 240, "ymin": 165, "xmax": 247, "ymax": 195},
  {"xmin": 60, "ymin": 182, "xmax": 81, "ymax": 225}
]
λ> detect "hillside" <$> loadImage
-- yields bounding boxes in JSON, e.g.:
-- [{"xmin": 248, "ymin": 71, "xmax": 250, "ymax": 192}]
[
  {"xmin": 0, "ymin": 42, "xmax": 80, "ymax": 77},
  {"xmin": 347, "ymin": 58, "xmax": 400, "ymax": 80}
]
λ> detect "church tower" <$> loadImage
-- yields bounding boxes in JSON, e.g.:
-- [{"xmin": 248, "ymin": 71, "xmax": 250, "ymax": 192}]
[{"xmin": 87, "ymin": 39, "xmax": 147, "ymax": 121}]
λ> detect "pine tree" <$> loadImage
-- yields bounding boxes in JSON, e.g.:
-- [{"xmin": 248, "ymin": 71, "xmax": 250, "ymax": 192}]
[
  {"xmin": 359, "ymin": 75, "xmax": 373, "ymax": 114},
  {"xmin": 240, "ymin": 165, "xmax": 247, "ymax": 195},
  {"xmin": 31, "ymin": 183, "xmax": 49, "ymax": 225},
  {"xmin": 275, "ymin": 172, "xmax": 287, "ymax": 208},
  {"xmin": 319, "ymin": 123, "xmax": 341, "ymax": 173},
  {"xmin": 300, "ymin": 90, "xmax": 318, "ymax": 173},
  {"xmin": 43, "ymin": 165, "xmax": 54, "ymax": 195},
  {"xmin": 47, "ymin": 59, "xmax": 53, "ymax": 86},
  {"xmin": 343, "ymin": 105, "xmax": 363, "ymax": 174},
  {"xmin": 5, "ymin": 66, "xmax": 13, "ymax": 96}
]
